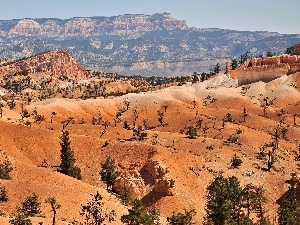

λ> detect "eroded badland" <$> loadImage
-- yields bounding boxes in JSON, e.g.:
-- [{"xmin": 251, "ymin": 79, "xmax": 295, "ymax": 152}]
[{"xmin": 0, "ymin": 45, "xmax": 299, "ymax": 224}]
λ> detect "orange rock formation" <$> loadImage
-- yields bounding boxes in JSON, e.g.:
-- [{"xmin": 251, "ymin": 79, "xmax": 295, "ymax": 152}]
[
  {"xmin": 0, "ymin": 50, "xmax": 91, "ymax": 80},
  {"xmin": 227, "ymin": 44, "xmax": 300, "ymax": 85}
]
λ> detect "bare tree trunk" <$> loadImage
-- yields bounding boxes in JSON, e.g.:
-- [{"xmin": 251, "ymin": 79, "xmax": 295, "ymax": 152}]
[{"xmin": 52, "ymin": 210, "xmax": 56, "ymax": 225}]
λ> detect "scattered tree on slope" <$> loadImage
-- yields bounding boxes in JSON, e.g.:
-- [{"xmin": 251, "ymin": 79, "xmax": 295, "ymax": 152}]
[
  {"xmin": 0, "ymin": 157, "xmax": 13, "ymax": 180},
  {"xmin": 278, "ymin": 187, "xmax": 300, "ymax": 225},
  {"xmin": 100, "ymin": 156, "xmax": 118, "ymax": 190},
  {"xmin": 45, "ymin": 197, "xmax": 61, "ymax": 225},
  {"xmin": 79, "ymin": 192, "xmax": 116, "ymax": 225},
  {"xmin": 167, "ymin": 208, "xmax": 196, "ymax": 225},
  {"xmin": 121, "ymin": 199, "xmax": 154, "ymax": 225},
  {"xmin": 17, "ymin": 193, "xmax": 42, "ymax": 217},
  {"xmin": 59, "ymin": 130, "xmax": 82, "ymax": 180},
  {"xmin": 204, "ymin": 175, "xmax": 270, "ymax": 225}
]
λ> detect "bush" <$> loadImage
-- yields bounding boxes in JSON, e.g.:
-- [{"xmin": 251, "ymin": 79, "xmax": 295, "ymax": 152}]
[
  {"xmin": 0, "ymin": 186, "xmax": 8, "ymax": 202},
  {"xmin": 80, "ymin": 192, "xmax": 116, "ymax": 224},
  {"xmin": 17, "ymin": 193, "xmax": 41, "ymax": 217},
  {"xmin": 167, "ymin": 208, "xmax": 196, "ymax": 225},
  {"xmin": 0, "ymin": 157, "xmax": 13, "ymax": 180},
  {"xmin": 9, "ymin": 215, "xmax": 32, "ymax": 225},
  {"xmin": 206, "ymin": 145, "xmax": 214, "ymax": 151},
  {"xmin": 230, "ymin": 154, "xmax": 242, "ymax": 169},
  {"xmin": 121, "ymin": 199, "xmax": 154, "ymax": 225},
  {"xmin": 116, "ymin": 185, "xmax": 132, "ymax": 206},
  {"xmin": 186, "ymin": 126, "xmax": 198, "ymax": 139},
  {"xmin": 223, "ymin": 113, "xmax": 234, "ymax": 123}
]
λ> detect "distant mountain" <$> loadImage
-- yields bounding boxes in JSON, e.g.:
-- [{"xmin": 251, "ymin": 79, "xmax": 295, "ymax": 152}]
[{"xmin": 0, "ymin": 13, "xmax": 299, "ymax": 76}]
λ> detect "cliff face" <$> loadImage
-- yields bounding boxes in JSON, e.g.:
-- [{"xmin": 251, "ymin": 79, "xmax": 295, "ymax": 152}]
[
  {"xmin": 230, "ymin": 53, "xmax": 300, "ymax": 85},
  {"xmin": 0, "ymin": 50, "xmax": 91, "ymax": 80},
  {"xmin": 0, "ymin": 14, "xmax": 299, "ymax": 77},
  {"xmin": 2, "ymin": 13, "xmax": 187, "ymax": 37}
]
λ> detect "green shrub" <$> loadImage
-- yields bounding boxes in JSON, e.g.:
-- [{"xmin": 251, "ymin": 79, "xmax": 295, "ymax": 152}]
[
  {"xmin": 9, "ymin": 215, "xmax": 32, "ymax": 225},
  {"xmin": 0, "ymin": 157, "xmax": 13, "ymax": 180},
  {"xmin": 0, "ymin": 186, "xmax": 8, "ymax": 202},
  {"xmin": 230, "ymin": 154, "xmax": 242, "ymax": 169},
  {"xmin": 17, "ymin": 193, "xmax": 41, "ymax": 217}
]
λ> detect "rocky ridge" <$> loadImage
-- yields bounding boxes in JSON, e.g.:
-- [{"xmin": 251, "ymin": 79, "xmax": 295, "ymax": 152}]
[
  {"xmin": 228, "ymin": 45, "xmax": 300, "ymax": 85},
  {"xmin": 0, "ymin": 13, "xmax": 299, "ymax": 76},
  {"xmin": 1, "ymin": 13, "xmax": 187, "ymax": 37},
  {"xmin": 0, "ymin": 50, "xmax": 90, "ymax": 80}
]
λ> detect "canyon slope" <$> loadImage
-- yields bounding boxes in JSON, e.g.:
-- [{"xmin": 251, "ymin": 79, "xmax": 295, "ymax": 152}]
[
  {"xmin": 0, "ymin": 13, "xmax": 300, "ymax": 76},
  {"xmin": 0, "ymin": 51, "xmax": 299, "ymax": 224}
]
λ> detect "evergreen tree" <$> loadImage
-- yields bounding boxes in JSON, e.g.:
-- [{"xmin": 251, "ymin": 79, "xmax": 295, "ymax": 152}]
[
  {"xmin": 149, "ymin": 205, "xmax": 161, "ymax": 225},
  {"xmin": 285, "ymin": 46, "xmax": 294, "ymax": 55},
  {"xmin": 230, "ymin": 154, "xmax": 242, "ymax": 169},
  {"xmin": 239, "ymin": 51, "xmax": 252, "ymax": 64},
  {"xmin": 0, "ymin": 157, "xmax": 13, "ymax": 180},
  {"xmin": 0, "ymin": 186, "xmax": 8, "ymax": 202},
  {"xmin": 204, "ymin": 175, "xmax": 242, "ymax": 225},
  {"xmin": 278, "ymin": 187, "xmax": 300, "ymax": 225},
  {"xmin": 167, "ymin": 208, "xmax": 196, "ymax": 225},
  {"xmin": 266, "ymin": 51, "xmax": 275, "ymax": 57},
  {"xmin": 100, "ymin": 156, "xmax": 118, "ymax": 190},
  {"xmin": 116, "ymin": 183, "xmax": 132, "ymax": 206},
  {"xmin": 204, "ymin": 175, "xmax": 270, "ymax": 225},
  {"xmin": 212, "ymin": 63, "xmax": 221, "ymax": 75},
  {"xmin": 80, "ymin": 192, "xmax": 116, "ymax": 225},
  {"xmin": 59, "ymin": 130, "xmax": 82, "ymax": 180},
  {"xmin": 121, "ymin": 199, "xmax": 154, "ymax": 225},
  {"xmin": 17, "ymin": 193, "xmax": 41, "ymax": 217},
  {"xmin": 230, "ymin": 59, "xmax": 239, "ymax": 70},
  {"xmin": 9, "ymin": 215, "xmax": 32, "ymax": 225},
  {"xmin": 186, "ymin": 126, "xmax": 198, "ymax": 139}
]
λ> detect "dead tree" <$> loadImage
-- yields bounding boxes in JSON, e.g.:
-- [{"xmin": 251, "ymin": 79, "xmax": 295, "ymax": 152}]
[
  {"xmin": 100, "ymin": 121, "xmax": 110, "ymax": 137},
  {"xmin": 62, "ymin": 117, "xmax": 74, "ymax": 132},
  {"xmin": 132, "ymin": 108, "xmax": 139, "ymax": 128}
]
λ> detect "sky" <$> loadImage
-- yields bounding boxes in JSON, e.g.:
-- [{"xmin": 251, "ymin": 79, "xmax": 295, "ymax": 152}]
[{"xmin": 0, "ymin": 0, "xmax": 299, "ymax": 34}]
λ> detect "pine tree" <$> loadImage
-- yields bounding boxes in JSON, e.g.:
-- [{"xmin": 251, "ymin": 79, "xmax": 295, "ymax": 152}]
[
  {"xmin": 59, "ymin": 130, "xmax": 82, "ymax": 180},
  {"xmin": 17, "ymin": 193, "xmax": 41, "ymax": 217},
  {"xmin": 9, "ymin": 214, "xmax": 32, "ymax": 225},
  {"xmin": 121, "ymin": 199, "xmax": 154, "ymax": 225},
  {"xmin": 80, "ymin": 192, "xmax": 116, "ymax": 225},
  {"xmin": 0, "ymin": 157, "xmax": 13, "ymax": 180},
  {"xmin": 100, "ymin": 156, "xmax": 118, "ymax": 190},
  {"xmin": 167, "ymin": 208, "xmax": 196, "ymax": 225},
  {"xmin": 204, "ymin": 175, "xmax": 270, "ymax": 225},
  {"xmin": 204, "ymin": 175, "xmax": 242, "ymax": 225},
  {"xmin": 212, "ymin": 63, "xmax": 221, "ymax": 75},
  {"xmin": 230, "ymin": 59, "xmax": 239, "ymax": 70},
  {"xmin": 278, "ymin": 187, "xmax": 300, "ymax": 225},
  {"xmin": 0, "ymin": 186, "xmax": 8, "ymax": 202}
]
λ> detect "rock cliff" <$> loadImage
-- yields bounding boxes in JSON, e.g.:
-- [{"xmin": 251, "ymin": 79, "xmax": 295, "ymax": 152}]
[
  {"xmin": 3, "ymin": 13, "xmax": 187, "ymax": 37},
  {"xmin": 0, "ymin": 14, "xmax": 299, "ymax": 77},
  {"xmin": 113, "ymin": 159, "xmax": 175, "ymax": 200},
  {"xmin": 229, "ymin": 51, "xmax": 300, "ymax": 85}
]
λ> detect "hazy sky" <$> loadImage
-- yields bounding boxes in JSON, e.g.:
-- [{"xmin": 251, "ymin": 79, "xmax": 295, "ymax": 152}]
[{"xmin": 0, "ymin": 0, "xmax": 299, "ymax": 34}]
